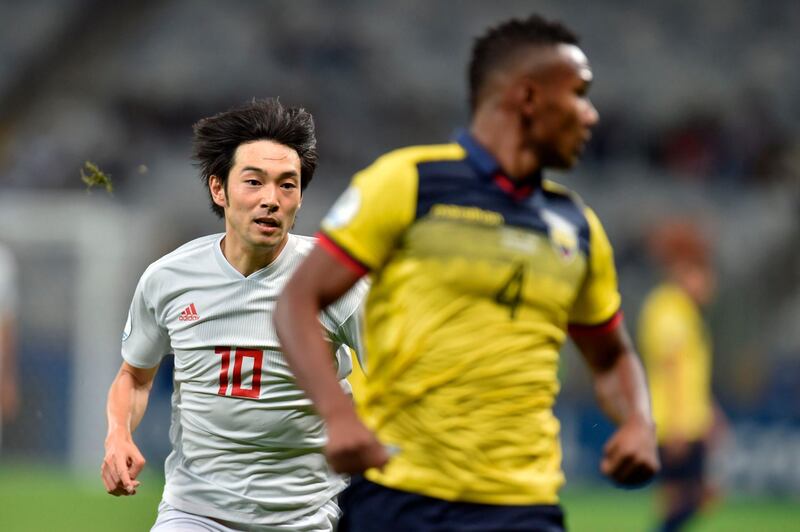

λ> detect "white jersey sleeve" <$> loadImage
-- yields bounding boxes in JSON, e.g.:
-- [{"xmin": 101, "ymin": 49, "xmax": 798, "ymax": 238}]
[
  {"xmin": 321, "ymin": 278, "xmax": 368, "ymax": 379},
  {"xmin": 121, "ymin": 271, "xmax": 171, "ymax": 369}
]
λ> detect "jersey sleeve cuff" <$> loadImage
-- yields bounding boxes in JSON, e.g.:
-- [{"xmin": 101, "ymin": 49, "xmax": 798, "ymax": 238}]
[
  {"xmin": 316, "ymin": 231, "xmax": 371, "ymax": 277},
  {"xmin": 121, "ymin": 351, "xmax": 166, "ymax": 370},
  {"xmin": 568, "ymin": 310, "xmax": 623, "ymax": 336}
]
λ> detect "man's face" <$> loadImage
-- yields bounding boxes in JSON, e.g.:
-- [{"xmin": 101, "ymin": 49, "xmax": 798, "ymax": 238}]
[
  {"xmin": 527, "ymin": 44, "xmax": 599, "ymax": 169},
  {"xmin": 211, "ymin": 139, "xmax": 302, "ymax": 255},
  {"xmin": 673, "ymin": 260, "xmax": 716, "ymax": 306}
]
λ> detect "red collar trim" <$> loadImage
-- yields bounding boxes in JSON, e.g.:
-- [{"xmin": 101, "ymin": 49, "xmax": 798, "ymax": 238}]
[{"xmin": 493, "ymin": 173, "xmax": 536, "ymax": 201}]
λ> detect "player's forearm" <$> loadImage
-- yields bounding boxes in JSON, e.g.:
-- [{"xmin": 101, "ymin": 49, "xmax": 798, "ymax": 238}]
[
  {"xmin": 275, "ymin": 287, "xmax": 356, "ymax": 422},
  {"xmin": 573, "ymin": 324, "xmax": 654, "ymax": 428},
  {"xmin": 0, "ymin": 316, "xmax": 16, "ymax": 378},
  {"xmin": 106, "ymin": 370, "xmax": 152, "ymax": 439},
  {"xmin": 592, "ymin": 350, "xmax": 653, "ymax": 427}
]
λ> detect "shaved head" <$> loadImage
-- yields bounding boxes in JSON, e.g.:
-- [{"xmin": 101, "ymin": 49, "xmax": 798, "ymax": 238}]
[
  {"xmin": 468, "ymin": 14, "xmax": 580, "ymax": 113},
  {"xmin": 480, "ymin": 43, "xmax": 592, "ymax": 104}
]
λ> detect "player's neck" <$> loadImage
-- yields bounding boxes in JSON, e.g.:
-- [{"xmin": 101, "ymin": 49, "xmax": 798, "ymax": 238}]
[
  {"xmin": 220, "ymin": 233, "xmax": 287, "ymax": 277},
  {"xmin": 470, "ymin": 114, "xmax": 541, "ymax": 180}
]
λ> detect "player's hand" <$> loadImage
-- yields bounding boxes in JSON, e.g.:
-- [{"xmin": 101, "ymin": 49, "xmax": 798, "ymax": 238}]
[
  {"xmin": 325, "ymin": 411, "xmax": 390, "ymax": 474},
  {"xmin": 101, "ymin": 432, "xmax": 146, "ymax": 496},
  {"xmin": 601, "ymin": 414, "xmax": 659, "ymax": 487}
]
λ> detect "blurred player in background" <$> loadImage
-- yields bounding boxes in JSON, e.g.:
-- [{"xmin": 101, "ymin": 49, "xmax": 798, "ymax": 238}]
[
  {"xmin": 101, "ymin": 98, "xmax": 366, "ymax": 531},
  {"xmin": 276, "ymin": 14, "xmax": 659, "ymax": 531},
  {"xmin": 0, "ymin": 242, "xmax": 19, "ymax": 450},
  {"xmin": 639, "ymin": 219, "xmax": 727, "ymax": 532}
]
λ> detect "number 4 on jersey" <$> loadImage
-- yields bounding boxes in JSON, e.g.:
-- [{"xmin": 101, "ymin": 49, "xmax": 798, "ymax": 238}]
[
  {"xmin": 495, "ymin": 263, "xmax": 525, "ymax": 319},
  {"xmin": 215, "ymin": 347, "xmax": 263, "ymax": 398}
]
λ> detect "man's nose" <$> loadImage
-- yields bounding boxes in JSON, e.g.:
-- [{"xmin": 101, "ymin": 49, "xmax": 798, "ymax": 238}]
[
  {"xmin": 584, "ymin": 101, "xmax": 599, "ymax": 127},
  {"xmin": 261, "ymin": 184, "xmax": 279, "ymax": 211}
]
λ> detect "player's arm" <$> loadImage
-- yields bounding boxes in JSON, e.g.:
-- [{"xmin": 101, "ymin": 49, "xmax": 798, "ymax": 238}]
[
  {"xmin": 0, "ymin": 313, "xmax": 19, "ymax": 422},
  {"xmin": 102, "ymin": 361, "xmax": 159, "ymax": 496},
  {"xmin": 275, "ymin": 246, "xmax": 389, "ymax": 474},
  {"xmin": 571, "ymin": 322, "xmax": 660, "ymax": 486}
]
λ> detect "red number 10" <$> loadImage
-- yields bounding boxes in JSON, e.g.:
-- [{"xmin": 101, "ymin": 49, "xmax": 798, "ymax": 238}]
[{"xmin": 215, "ymin": 347, "xmax": 263, "ymax": 398}]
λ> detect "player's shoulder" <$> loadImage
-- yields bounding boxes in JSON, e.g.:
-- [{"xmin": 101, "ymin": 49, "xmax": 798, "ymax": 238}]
[
  {"xmin": 363, "ymin": 142, "xmax": 467, "ymax": 175},
  {"xmin": 541, "ymin": 177, "xmax": 601, "ymax": 231},
  {"xmin": 542, "ymin": 178, "xmax": 588, "ymax": 212},
  {"xmin": 650, "ymin": 283, "xmax": 692, "ymax": 305},
  {"xmin": 643, "ymin": 283, "xmax": 694, "ymax": 315},
  {"xmin": 287, "ymin": 233, "xmax": 317, "ymax": 257},
  {"xmin": 141, "ymin": 233, "xmax": 222, "ymax": 282}
]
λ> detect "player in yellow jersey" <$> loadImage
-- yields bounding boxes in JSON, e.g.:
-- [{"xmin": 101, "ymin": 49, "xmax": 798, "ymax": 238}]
[
  {"xmin": 276, "ymin": 14, "xmax": 659, "ymax": 531},
  {"xmin": 639, "ymin": 220, "xmax": 726, "ymax": 532}
]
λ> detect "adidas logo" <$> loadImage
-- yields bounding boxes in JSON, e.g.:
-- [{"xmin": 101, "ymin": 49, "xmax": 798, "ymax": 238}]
[{"xmin": 179, "ymin": 303, "xmax": 200, "ymax": 321}]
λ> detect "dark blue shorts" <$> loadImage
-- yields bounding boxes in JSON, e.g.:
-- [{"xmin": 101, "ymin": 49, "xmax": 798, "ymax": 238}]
[
  {"xmin": 658, "ymin": 440, "xmax": 706, "ymax": 482},
  {"xmin": 339, "ymin": 475, "xmax": 565, "ymax": 532}
]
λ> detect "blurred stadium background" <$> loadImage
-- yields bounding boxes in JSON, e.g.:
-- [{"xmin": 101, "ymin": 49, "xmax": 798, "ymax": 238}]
[{"xmin": 0, "ymin": 0, "xmax": 799, "ymax": 530}]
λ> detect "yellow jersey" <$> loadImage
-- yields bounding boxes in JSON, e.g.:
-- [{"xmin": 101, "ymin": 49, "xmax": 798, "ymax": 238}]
[
  {"xmin": 319, "ymin": 132, "xmax": 622, "ymax": 505},
  {"xmin": 638, "ymin": 283, "xmax": 713, "ymax": 443}
]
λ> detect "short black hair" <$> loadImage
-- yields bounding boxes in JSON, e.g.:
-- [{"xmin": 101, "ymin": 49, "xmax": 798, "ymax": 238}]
[
  {"xmin": 468, "ymin": 14, "xmax": 579, "ymax": 113},
  {"xmin": 192, "ymin": 98, "xmax": 318, "ymax": 218}
]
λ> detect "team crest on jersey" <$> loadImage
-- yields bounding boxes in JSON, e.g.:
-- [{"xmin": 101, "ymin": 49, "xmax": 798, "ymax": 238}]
[
  {"xmin": 323, "ymin": 186, "xmax": 361, "ymax": 229},
  {"xmin": 542, "ymin": 209, "xmax": 579, "ymax": 263}
]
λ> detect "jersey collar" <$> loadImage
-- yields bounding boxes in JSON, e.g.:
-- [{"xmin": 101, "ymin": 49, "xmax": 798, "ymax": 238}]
[
  {"xmin": 456, "ymin": 130, "xmax": 542, "ymax": 200},
  {"xmin": 213, "ymin": 232, "xmax": 297, "ymax": 280}
]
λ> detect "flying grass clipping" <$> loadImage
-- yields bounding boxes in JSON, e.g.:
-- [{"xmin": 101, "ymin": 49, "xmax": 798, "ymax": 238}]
[{"xmin": 81, "ymin": 160, "xmax": 113, "ymax": 194}]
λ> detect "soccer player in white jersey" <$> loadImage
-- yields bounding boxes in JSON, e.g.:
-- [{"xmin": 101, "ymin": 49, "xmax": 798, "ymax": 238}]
[{"xmin": 101, "ymin": 98, "xmax": 366, "ymax": 531}]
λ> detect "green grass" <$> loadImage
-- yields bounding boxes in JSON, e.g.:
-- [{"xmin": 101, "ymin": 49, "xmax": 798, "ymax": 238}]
[
  {"xmin": 562, "ymin": 484, "xmax": 800, "ymax": 532},
  {"xmin": 0, "ymin": 463, "xmax": 161, "ymax": 532},
  {"xmin": 1, "ymin": 463, "xmax": 799, "ymax": 531}
]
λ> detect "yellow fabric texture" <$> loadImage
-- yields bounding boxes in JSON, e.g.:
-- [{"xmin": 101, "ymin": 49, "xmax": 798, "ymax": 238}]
[
  {"xmin": 323, "ymin": 143, "xmax": 620, "ymax": 504},
  {"xmin": 567, "ymin": 206, "xmax": 621, "ymax": 326},
  {"xmin": 347, "ymin": 345, "xmax": 367, "ymax": 398},
  {"xmin": 638, "ymin": 283, "xmax": 713, "ymax": 442}
]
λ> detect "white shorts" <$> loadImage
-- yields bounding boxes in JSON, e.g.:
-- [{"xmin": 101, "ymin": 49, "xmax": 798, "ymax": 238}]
[{"xmin": 151, "ymin": 500, "xmax": 340, "ymax": 532}]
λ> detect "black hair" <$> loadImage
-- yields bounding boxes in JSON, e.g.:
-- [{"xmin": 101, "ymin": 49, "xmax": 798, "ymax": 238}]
[
  {"xmin": 192, "ymin": 98, "xmax": 317, "ymax": 218},
  {"xmin": 468, "ymin": 14, "xmax": 579, "ymax": 113}
]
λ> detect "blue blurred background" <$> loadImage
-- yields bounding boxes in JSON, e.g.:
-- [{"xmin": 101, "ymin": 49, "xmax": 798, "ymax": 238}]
[{"xmin": 0, "ymin": 0, "xmax": 798, "ymax": 509}]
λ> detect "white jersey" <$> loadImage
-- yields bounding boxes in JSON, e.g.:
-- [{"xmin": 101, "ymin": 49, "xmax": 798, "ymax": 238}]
[{"xmin": 121, "ymin": 233, "xmax": 366, "ymax": 525}]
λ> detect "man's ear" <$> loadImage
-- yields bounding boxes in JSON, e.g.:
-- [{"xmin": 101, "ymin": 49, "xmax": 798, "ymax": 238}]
[
  {"xmin": 518, "ymin": 77, "xmax": 538, "ymax": 118},
  {"xmin": 209, "ymin": 175, "xmax": 227, "ymax": 209}
]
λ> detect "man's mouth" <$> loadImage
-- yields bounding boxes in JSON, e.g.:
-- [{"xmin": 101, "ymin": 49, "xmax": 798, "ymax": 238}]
[
  {"xmin": 576, "ymin": 132, "xmax": 592, "ymax": 153},
  {"xmin": 254, "ymin": 217, "xmax": 280, "ymax": 228}
]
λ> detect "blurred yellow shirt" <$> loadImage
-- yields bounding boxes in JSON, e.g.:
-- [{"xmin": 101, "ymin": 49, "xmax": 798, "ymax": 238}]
[
  {"xmin": 638, "ymin": 283, "xmax": 713, "ymax": 442},
  {"xmin": 321, "ymin": 134, "xmax": 621, "ymax": 505}
]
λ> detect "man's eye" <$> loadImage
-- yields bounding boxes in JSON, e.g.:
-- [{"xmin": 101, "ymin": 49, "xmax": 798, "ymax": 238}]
[
  {"xmin": 281, "ymin": 182, "xmax": 298, "ymax": 189},
  {"xmin": 246, "ymin": 179, "xmax": 261, "ymax": 185}
]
